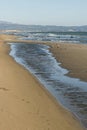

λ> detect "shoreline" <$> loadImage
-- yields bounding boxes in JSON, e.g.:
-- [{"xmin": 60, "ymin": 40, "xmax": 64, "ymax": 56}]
[
  {"xmin": 9, "ymin": 40, "xmax": 87, "ymax": 128},
  {"xmin": 0, "ymin": 34, "xmax": 85, "ymax": 129},
  {"xmin": 6, "ymin": 34, "xmax": 87, "ymax": 82},
  {"xmin": 8, "ymin": 38, "xmax": 87, "ymax": 82}
]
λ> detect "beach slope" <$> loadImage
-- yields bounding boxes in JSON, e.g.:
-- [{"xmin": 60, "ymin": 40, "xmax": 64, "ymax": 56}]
[
  {"xmin": 0, "ymin": 35, "xmax": 84, "ymax": 130},
  {"xmin": 50, "ymin": 43, "xmax": 87, "ymax": 82}
]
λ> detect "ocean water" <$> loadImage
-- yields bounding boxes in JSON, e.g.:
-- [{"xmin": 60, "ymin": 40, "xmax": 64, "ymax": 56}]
[
  {"xmin": 9, "ymin": 42, "xmax": 87, "ymax": 128},
  {"xmin": 13, "ymin": 31, "xmax": 87, "ymax": 44}
]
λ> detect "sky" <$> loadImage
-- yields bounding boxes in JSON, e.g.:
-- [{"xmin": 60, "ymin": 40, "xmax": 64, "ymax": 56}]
[{"xmin": 0, "ymin": 0, "xmax": 87, "ymax": 26}]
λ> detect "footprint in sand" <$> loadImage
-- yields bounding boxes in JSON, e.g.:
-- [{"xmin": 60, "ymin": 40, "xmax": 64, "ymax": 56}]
[
  {"xmin": 21, "ymin": 99, "xmax": 30, "ymax": 104},
  {"xmin": 0, "ymin": 87, "xmax": 9, "ymax": 91}
]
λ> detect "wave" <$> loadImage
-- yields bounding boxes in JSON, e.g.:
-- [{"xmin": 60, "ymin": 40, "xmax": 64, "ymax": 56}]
[{"xmin": 9, "ymin": 42, "xmax": 87, "ymax": 127}]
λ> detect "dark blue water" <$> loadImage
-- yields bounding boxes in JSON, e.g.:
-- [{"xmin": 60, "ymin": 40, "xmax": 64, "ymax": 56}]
[{"xmin": 9, "ymin": 42, "xmax": 87, "ymax": 128}]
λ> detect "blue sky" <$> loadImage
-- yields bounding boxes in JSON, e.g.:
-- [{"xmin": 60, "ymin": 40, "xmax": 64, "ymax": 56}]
[{"xmin": 0, "ymin": 0, "xmax": 87, "ymax": 25}]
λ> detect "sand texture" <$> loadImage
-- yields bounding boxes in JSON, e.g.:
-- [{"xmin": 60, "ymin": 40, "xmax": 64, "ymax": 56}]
[{"xmin": 49, "ymin": 43, "xmax": 87, "ymax": 82}]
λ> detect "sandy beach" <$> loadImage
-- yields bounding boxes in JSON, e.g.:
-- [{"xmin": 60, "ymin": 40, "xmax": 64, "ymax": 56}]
[
  {"xmin": 0, "ymin": 34, "xmax": 85, "ymax": 130},
  {"xmin": 49, "ymin": 42, "xmax": 87, "ymax": 82}
]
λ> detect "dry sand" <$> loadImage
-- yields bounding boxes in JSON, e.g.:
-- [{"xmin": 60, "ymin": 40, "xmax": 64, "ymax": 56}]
[
  {"xmin": 0, "ymin": 34, "xmax": 85, "ymax": 130},
  {"xmin": 49, "ymin": 42, "xmax": 87, "ymax": 82}
]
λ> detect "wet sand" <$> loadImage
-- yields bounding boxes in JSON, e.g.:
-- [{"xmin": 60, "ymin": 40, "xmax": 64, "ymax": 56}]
[{"xmin": 0, "ymin": 34, "xmax": 85, "ymax": 130}]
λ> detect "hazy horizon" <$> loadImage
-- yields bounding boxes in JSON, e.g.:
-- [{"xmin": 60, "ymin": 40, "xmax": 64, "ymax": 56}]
[{"xmin": 0, "ymin": 0, "xmax": 87, "ymax": 26}]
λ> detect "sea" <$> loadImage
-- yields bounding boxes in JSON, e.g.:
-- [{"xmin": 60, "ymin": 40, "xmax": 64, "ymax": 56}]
[{"xmin": 8, "ymin": 31, "xmax": 87, "ymax": 128}]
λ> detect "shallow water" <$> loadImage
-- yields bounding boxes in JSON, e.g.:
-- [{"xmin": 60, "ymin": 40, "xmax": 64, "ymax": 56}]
[{"xmin": 9, "ymin": 43, "xmax": 87, "ymax": 128}]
